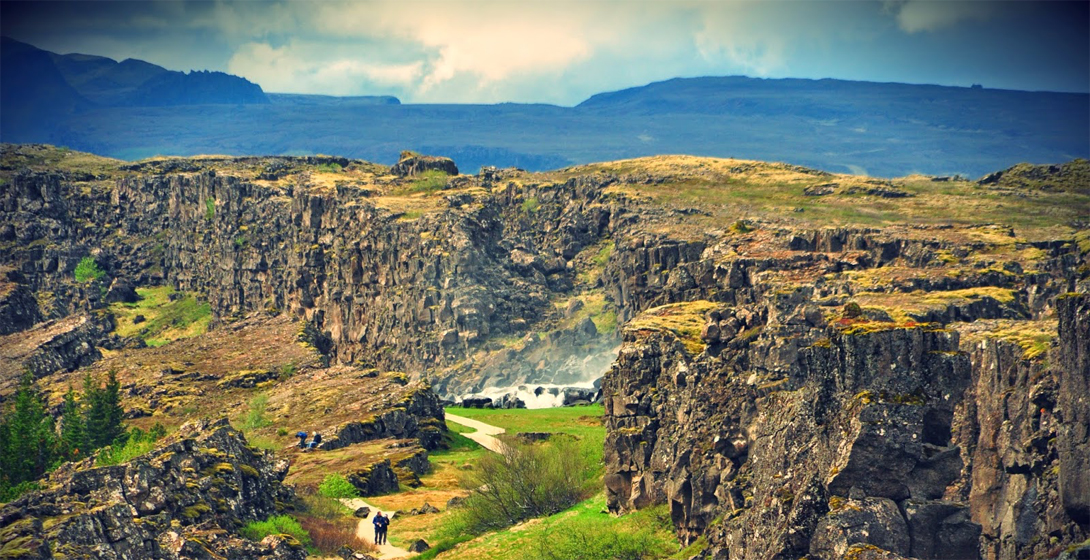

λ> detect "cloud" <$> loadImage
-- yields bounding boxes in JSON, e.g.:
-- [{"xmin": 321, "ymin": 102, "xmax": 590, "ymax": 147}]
[
  {"xmin": 309, "ymin": 1, "xmax": 601, "ymax": 93},
  {"xmin": 888, "ymin": 0, "xmax": 997, "ymax": 33},
  {"xmin": 227, "ymin": 41, "xmax": 424, "ymax": 96}
]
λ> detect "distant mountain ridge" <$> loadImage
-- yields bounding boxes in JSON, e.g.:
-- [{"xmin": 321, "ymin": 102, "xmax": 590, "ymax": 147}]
[
  {"xmin": 1, "ymin": 38, "xmax": 1086, "ymax": 177},
  {"xmin": 1, "ymin": 37, "xmax": 268, "ymax": 108}
]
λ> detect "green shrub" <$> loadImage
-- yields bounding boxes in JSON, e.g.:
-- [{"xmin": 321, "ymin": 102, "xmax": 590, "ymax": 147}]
[
  {"xmin": 403, "ymin": 169, "xmax": 451, "ymax": 195},
  {"xmin": 95, "ymin": 422, "xmax": 166, "ymax": 466},
  {"xmin": 204, "ymin": 197, "xmax": 215, "ymax": 221},
  {"xmin": 453, "ymin": 437, "xmax": 595, "ymax": 534},
  {"xmin": 74, "ymin": 257, "xmax": 104, "ymax": 283},
  {"xmin": 316, "ymin": 163, "xmax": 343, "ymax": 173},
  {"xmin": 0, "ymin": 481, "xmax": 40, "ymax": 502},
  {"xmin": 521, "ymin": 197, "xmax": 540, "ymax": 213},
  {"xmin": 241, "ymin": 394, "xmax": 271, "ymax": 432},
  {"xmin": 318, "ymin": 473, "xmax": 359, "ymax": 499},
  {"xmin": 240, "ymin": 515, "xmax": 311, "ymax": 546}
]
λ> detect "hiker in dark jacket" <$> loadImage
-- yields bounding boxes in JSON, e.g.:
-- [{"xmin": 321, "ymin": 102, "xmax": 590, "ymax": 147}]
[
  {"xmin": 308, "ymin": 433, "xmax": 322, "ymax": 449},
  {"xmin": 373, "ymin": 511, "xmax": 389, "ymax": 544},
  {"xmin": 296, "ymin": 431, "xmax": 308, "ymax": 448}
]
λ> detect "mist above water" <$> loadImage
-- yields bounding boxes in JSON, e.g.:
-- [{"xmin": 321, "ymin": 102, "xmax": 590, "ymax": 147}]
[{"xmin": 470, "ymin": 380, "xmax": 600, "ymax": 409}]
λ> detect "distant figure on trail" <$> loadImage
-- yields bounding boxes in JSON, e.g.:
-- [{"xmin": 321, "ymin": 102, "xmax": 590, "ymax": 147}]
[
  {"xmin": 296, "ymin": 431, "xmax": 308, "ymax": 448},
  {"xmin": 308, "ymin": 432, "xmax": 322, "ymax": 450},
  {"xmin": 373, "ymin": 511, "xmax": 389, "ymax": 545}
]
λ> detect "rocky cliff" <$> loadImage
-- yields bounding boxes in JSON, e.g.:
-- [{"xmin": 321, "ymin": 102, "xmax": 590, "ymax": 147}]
[
  {"xmin": 0, "ymin": 418, "xmax": 306, "ymax": 560},
  {"xmin": 603, "ymin": 273, "xmax": 1088, "ymax": 558},
  {"xmin": 2, "ymin": 146, "xmax": 1088, "ymax": 557}
]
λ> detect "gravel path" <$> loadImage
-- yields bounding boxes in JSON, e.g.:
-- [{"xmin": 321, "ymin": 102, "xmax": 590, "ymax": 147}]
[
  {"xmin": 444, "ymin": 413, "xmax": 508, "ymax": 453},
  {"xmin": 341, "ymin": 497, "xmax": 408, "ymax": 559}
]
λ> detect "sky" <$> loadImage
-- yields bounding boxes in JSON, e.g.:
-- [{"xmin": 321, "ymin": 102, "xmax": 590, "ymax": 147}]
[{"xmin": 2, "ymin": 1, "xmax": 1087, "ymax": 105}]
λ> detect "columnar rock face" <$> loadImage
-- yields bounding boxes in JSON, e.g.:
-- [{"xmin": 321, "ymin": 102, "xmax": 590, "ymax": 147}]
[
  {"xmin": 0, "ymin": 157, "xmax": 619, "ymax": 395},
  {"xmin": 604, "ymin": 290, "xmax": 1089, "ymax": 559},
  {"xmin": 4, "ymin": 148, "xmax": 1089, "ymax": 557},
  {"xmin": 1056, "ymin": 294, "xmax": 1089, "ymax": 526},
  {"xmin": 0, "ymin": 418, "xmax": 306, "ymax": 560}
]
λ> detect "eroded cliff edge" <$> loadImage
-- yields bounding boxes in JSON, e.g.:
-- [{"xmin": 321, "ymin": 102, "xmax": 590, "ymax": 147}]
[
  {"xmin": 2, "ymin": 146, "xmax": 1088, "ymax": 557},
  {"xmin": 604, "ymin": 284, "xmax": 1089, "ymax": 560}
]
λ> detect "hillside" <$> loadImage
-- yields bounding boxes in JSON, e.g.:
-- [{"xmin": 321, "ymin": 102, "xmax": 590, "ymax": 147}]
[
  {"xmin": 0, "ymin": 38, "xmax": 268, "ymax": 141},
  {"xmin": 0, "ymin": 144, "xmax": 1088, "ymax": 559},
  {"xmin": 1, "ymin": 39, "xmax": 1086, "ymax": 176}
]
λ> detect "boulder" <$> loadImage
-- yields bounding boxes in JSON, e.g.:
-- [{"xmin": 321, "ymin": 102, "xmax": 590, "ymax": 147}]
[
  {"xmin": 390, "ymin": 152, "xmax": 458, "ymax": 177},
  {"xmin": 809, "ymin": 497, "xmax": 910, "ymax": 558},
  {"xmin": 347, "ymin": 459, "xmax": 400, "ymax": 497},
  {"xmin": 104, "ymin": 278, "xmax": 139, "ymax": 303},
  {"xmin": 461, "ymin": 396, "xmax": 493, "ymax": 409},
  {"xmin": 408, "ymin": 539, "xmax": 431, "ymax": 553},
  {"xmin": 354, "ymin": 506, "xmax": 371, "ymax": 518}
]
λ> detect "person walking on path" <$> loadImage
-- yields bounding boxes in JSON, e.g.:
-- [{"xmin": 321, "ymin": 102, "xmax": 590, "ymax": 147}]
[{"xmin": 373, "ymin": 511, "xmax": 389, "ymax": 545}]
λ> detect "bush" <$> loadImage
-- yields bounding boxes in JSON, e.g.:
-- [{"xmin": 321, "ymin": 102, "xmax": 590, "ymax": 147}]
[
  {"xmin": 293, "ymin": 485, "xmax": 376, "ymax": 556},
  {"xmin": 401, "ymin": 169, "xmax": 450, "ymax": 195},
  {"xmin": 204, "ymin": 197, "xmax": 215, "ymax": 221},
  {"xmin": 241, "ymin": 394, "xmax": 271, "ymax": 432},
  {"xmin": 240, "ymin": 515, "xmax": 311, "ymax": 546},
  {"xmin": 316, "ymin": 163, "xmax": 343, "ymax": 173},
  {"xmin": 0, "ymin": 480, "xmax": 40, "ymax": 502},
  {"xmin": 318, "ymin": 473, "xmax": 359, "ymax": 499},
  {"xmin": 96, "ymin": 422, "xmax": 166, "ymax": 466},
  {"xmin": 74, "ymin": 257, "xmax": 104, "ymax": 283},
  {"xmin": 454, "ymin": 437, "xmax": 595, "ymax": 534},
  {"xmin": 297, "ymin": 515, "xmax": 370, "ymax": 555}
]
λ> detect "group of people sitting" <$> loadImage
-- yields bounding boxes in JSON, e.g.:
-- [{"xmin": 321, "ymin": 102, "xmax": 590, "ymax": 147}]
[{"xmin": 295, "ymin": 431, "xmax": 322, "ymax": 450}]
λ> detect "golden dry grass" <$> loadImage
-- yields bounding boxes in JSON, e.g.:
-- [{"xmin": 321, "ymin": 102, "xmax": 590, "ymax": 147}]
[{"xmin": 626, "ymin": 300, "xmax": 719, "ymax": 355}]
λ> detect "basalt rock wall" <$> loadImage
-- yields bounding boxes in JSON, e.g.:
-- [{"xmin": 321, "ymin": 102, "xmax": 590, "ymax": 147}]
[
  {"xmin": 1, "ymin": 167, "xmax": 623, "ymax": 393},
  {"xmin": 603, "ymin": 290, "xmax": 1090, "ymax": 559}
]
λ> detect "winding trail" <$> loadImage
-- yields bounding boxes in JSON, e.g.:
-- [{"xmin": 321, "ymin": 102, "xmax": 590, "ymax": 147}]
[
  {"xmin": 343, "ymin": 413, "xmax": 507, "ymax": 558},
  {"xmin": 340, "ymin": 497, "xmax": 409, "ymax": 559},
  {"xmin": 444, "ymin": 413, "xmax": 508, "ymax": 453}
]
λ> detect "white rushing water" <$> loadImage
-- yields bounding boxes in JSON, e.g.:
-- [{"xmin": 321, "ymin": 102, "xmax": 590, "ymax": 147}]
[{"xmin": 467, "ymin": 381, "xmax": 599, "ymax": 409}]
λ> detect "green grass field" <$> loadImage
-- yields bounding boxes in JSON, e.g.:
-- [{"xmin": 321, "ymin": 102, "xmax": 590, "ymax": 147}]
[
  {"xmin": 423, "ymin": 493, "xmax": 686, "ymax": 560},
  {"xmin": 108, "ymin": 286, "xmax": 212, "ymax": 347},
  {"xmin": 445, "ymin": 404, "xmax": 605, "ymax": 466}
]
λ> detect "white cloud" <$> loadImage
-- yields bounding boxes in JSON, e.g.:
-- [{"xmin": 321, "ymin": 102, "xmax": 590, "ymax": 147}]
[
  {"xmin": 227, "ymin": 41, "xmax": 423, "ymax": 96},
  {"xmin": 308, "ymin": 1, "xmax": 602, "ymax": 94},
  {"xmin": 888, "ymin": 0, "xmax": 997, "ymax": 33}
]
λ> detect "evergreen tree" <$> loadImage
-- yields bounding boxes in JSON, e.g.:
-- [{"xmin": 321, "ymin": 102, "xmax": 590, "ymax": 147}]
[
  {"xmin": 83, "ymin": 373, "xmax": 108, "ymax": 448},
  {"xmin": 84, "ymin": 370, "xmax": 126, "ymax": 449},
  {"xmin": 3, "ymin": 373, "xmax": 56, "ymax": 486},
  {"xmin": 0, "ymin": 405, "xmax": 11, "ymax": 489},
  {"xmin": 59, "ymin": 387, "xmax": 86, "ymax": 460},
  {"xmin": 102, "ymin": 370, "xmax": 126, "ymax": 447}
]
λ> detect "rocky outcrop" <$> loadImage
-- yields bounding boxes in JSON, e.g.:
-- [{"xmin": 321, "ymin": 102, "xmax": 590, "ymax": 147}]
[
  {"xmin": 604, "ymin": 285, "xmax": 1088, "ymax": 559},
  {"xmin": 0, "ymin": 269, "xmax": 41, "ymax": 334},
  {"xmin": 0, "ymin": 312, "xmax": 114, "ymax": 395},
  {"xmin": 390, "ymin": 151, "xmax": 458, "ymax": 177},
  {"xmin": 320, "ymin": 386, "xmax": 445, "ymax": 451},
  {"xmin": 0, "ymin": 418, "xmax": 305, "ymax": 560},
  {"xmin": 605, "ymin": 310, "xmax": 981, "ymax": 560},
  {"xmin": 347, "ymin": 459, "xmax": 400, "ymax": 497},
  {"xmin": 1056, "ymin": 294, "xmax": 1089, "ymax": 525}
]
